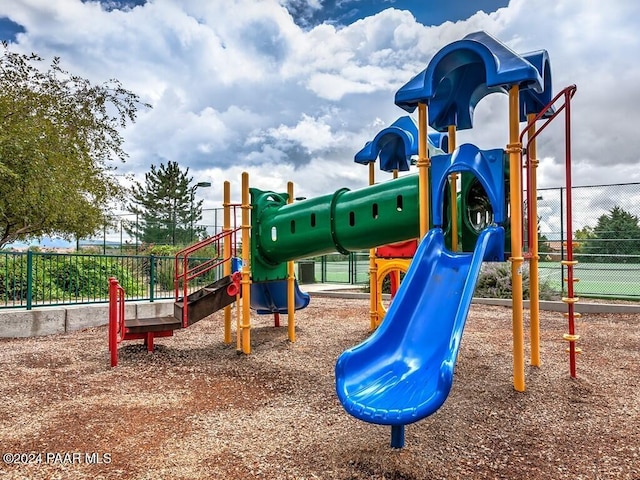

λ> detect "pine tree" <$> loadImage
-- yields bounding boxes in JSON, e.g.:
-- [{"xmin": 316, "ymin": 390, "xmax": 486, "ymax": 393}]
[
  {"xmin": 127, "ymin": 161, "xmax": 207, "ymax": 246},
  {"xmin": 590, "ymin": 206, "xmax": 640, "ymax": 263}
]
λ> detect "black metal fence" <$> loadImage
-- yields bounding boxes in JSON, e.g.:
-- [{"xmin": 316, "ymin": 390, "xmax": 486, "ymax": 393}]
[{"xmin": 0, "ymin": 251, "xmax": 221, "ymax": 310}]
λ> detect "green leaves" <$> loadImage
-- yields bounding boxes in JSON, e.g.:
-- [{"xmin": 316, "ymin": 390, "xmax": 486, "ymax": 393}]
[{"xmin": 0, "ymin": 44, "xmax": 150, "ymax": 248}]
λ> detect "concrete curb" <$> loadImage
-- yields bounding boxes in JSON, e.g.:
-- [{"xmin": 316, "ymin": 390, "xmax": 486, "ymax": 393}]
[
  {"xmin": 1, "ymin": 291, "xmax": 638, "ymax": 338},
  {"xmin": 0, "ymin": 300, "xmax": 174, "ymax": 338}
]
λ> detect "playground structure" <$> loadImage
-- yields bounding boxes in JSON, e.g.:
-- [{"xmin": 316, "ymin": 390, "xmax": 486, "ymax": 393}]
[{"xmin": 108, "ymin": 31, "xmax": 578, "ymax": 448}]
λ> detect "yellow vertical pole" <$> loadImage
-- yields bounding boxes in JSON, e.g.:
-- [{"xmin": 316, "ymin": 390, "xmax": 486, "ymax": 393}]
[
  {"xmin": 240, "ymin": 172, "xmax": 251, "ymax": 354},
  {"xmin": 287, "ymin": 181, "xmax": 296, "ymax": 342},
  {"xmin": 368, "ymin": 162, "xmax": 378, "ymax": 330},
  {"xmin": 447, "ymin": 125, "xmax": 458, "ymax": 251},
  {"xmin": 417, "ymin": 103, "xmax": 430, "ymax": 239},
  {"xmin": 508, "ymin": 85, "xmax": 525, "ymax": 392},
  {"xmin": 527, "ymin": 113, "xmax": 541, "ymax": 367},
  {"xmin": 223, "ymin": 181, "xmax": 232, "ymax": 344}
]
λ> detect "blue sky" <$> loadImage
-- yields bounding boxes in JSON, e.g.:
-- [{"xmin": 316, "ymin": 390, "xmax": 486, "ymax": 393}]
[
  {"xmin": 1, "ymin": 0, "xmax": 640, "ymax": 243},
  {"xmin": 286, "ymin": 0, "xmax": 509, "ymax": 28}
]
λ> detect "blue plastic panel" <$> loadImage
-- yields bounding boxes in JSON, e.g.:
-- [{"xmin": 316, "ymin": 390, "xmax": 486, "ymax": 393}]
[
  {"xmin": 355, "ymin": 116, "xmax": 448, "ymax": 172},
  {"xmin": 394, "ymin": 31, "xmax": 546, "ymax": 131},
  {"xmin": 430, "ymin": 143, "xmax": 506, "ymax": 226},
  {"xmin": 250, "ymin": 279, "xmax": 310, "ymax": 314}
]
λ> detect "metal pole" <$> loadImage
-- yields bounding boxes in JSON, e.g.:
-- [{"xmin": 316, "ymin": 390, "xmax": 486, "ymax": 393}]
[
  {"xmin": 26, "ymin": 250, "xmax": 33, "ymax": 310},
  {"xmin": 223, "ymin": 182, "xmax": 233, "ymax": 344},
  {"xmin": 190, "ymin": 187, "xmax": 195, "ymax": 243},
  {"xmin": 287, "ymin": 182, "xmax": 296, "ymax": 342},
  {"xmin": 527, "ymin": 113, "xmax": 541, "ymax": 367},
  {"xmin": 507, "ymin": 84, "xmax": 525, "ymax": 393},
  {"xmin": 240, "ymin": 172, "xmax": 252, "ymax": 354},
  {"xmin": 417, "ymin": 103, "xmax": 430, "ymax": 239}
]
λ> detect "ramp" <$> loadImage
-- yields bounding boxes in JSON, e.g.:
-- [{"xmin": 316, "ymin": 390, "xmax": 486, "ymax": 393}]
[
  {"xmin": 335, "ymin": 225, "xmax": 504, "ymax": 428},
  {"xmin": 174, "ymin": 274, "xmax": 239, "ymax": 326}
]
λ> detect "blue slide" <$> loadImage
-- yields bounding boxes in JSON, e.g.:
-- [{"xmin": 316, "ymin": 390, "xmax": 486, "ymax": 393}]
[
  {"xmin": 335, "ymin": 225, "xmax": 504, "ymax": 443},
  {"xmin": 250, "ymin": 279, "xmax": 310, "ymax": 314}
]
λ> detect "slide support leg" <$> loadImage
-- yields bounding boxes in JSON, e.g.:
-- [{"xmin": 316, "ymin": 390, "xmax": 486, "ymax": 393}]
[{"xmin": 390, "ymin": 425, "xmax": 405, "ymax": 449}]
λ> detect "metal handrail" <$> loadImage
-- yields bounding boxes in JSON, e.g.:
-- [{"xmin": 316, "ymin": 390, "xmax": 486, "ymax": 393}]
[
  {"xmin": 519, "ymin": 84, "xmax": 579, "ymax": 377},
  {"xmin": 520, "ymin": 85, "xmax": 578, "ymax": 250},
  {"xmin": 174, "ymin": 205, "xmax": 240, "ymax": 327}
]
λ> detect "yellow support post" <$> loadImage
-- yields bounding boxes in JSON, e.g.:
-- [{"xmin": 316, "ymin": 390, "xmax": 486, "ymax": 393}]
[
  {"xmin": 508, "ymin": 85, "xmax": 525, "ymax": 392},
  {"xmin": 368, "ymin": 162, "xmax": 378, "ymax": 330},
  {"xmin": 527, "ymin": 113, "xmax": 541, "ymax": 367},
  {"xmin": 287, "ymin": 181, "xmax": 296, "ymax": 342},
  {"xmin": 223, "ymin": 181, "xmax": 232, "ymax": 344},
  {"xmin": 447, "ymin": 125, "xmax": 458, "ymax": 251},
  {"xmin": 240, "ymin": 172, "xmax": 251, "ymax": 354},
  {"xmin": 417, "ymin": 103, "xmax": 430, "ymax": 239}
]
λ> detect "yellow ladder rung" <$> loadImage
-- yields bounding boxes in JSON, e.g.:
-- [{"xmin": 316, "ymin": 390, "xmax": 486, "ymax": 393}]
[
  {"xmin": 565, "ymin": 347, "xmax": 583, "ymax": 354},
  {"xmin": 562, "ymin": 297, "xmax": 580, "ymax": 304},
  {"xmin": 563, "ymin": 333, "xmax": 580, "ymax": 342},
  {"xmin": 561, "ymin": 260, "xmax": 579, "ymax": 266},
  {"xmin": 563, "ymin": 277, "xmax": 580, "ymax": 283},
  {"xmin": 563, "ymin": 312, "xmax": 582, "ymax": 318}
]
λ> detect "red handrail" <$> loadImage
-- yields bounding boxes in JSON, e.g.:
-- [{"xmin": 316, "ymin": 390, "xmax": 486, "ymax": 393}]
[
  {"xmin": 519, "ymin": 84, "xmax": 579, "ymax": 377},
  {"xmin": 108, "ymin": 277, "xmax": 126, "ymax": 367},
  {"xmin": 174, "ymin": 204, "xmax": 240, "ymax": 327},
  {"xmin": 520, "ymin": 85, "xmax": 578, "ymax": 250}
]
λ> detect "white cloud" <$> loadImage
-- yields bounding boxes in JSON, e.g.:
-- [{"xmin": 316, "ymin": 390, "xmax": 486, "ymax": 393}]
[{"xmin": 2, "ymin": 0, "xmax": 640, "ymax": 230}]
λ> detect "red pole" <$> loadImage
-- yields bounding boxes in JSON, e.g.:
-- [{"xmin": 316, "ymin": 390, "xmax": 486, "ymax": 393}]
[
  {"xmin": 108, "ymin": 277, "xmax": 119, "ymax": 367},
  {"xmin": 564, "ymin": 89, "xmax": 578, "ymax": 378},
  {"xmin": 390, "ymin": 271, "xmax": 400, "ymax": 298}
]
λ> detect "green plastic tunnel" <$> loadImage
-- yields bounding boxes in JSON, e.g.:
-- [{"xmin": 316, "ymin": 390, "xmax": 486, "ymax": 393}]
[{"xmin": 251, "ymin": 174, "xmax": 420, "ymax": 270}]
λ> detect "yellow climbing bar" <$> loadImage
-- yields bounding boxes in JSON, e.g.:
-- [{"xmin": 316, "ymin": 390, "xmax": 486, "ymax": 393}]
[{"xmin": 562, "ymin": 296, "xmax": 579, "ymax": 304}]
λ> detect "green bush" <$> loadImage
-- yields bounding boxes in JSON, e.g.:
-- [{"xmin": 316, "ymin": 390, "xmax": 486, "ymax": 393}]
[{"xmin": 474, "ymin": 262, "xmax": 559, "ymax": 300}]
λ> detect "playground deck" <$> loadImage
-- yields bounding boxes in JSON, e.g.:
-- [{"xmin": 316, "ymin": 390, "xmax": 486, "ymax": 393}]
[{"xmin": 1, "ymin": 297, "xmax": 638, "ymax": 479}]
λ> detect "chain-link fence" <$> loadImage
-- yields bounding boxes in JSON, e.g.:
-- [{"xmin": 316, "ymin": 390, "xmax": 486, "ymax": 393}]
[
  {"xmin": 73, "ymin": 207, "xmax": 226, "ymax": 253},
  {"xmin": 535, "ymin": 183, "xmax": 640, "ymax": 299}
]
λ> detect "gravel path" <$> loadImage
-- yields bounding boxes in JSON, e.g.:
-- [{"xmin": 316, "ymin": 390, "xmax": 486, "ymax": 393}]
[{"xmin": 0, "ymin": 297, "xmax": 639, "ymax": 479}]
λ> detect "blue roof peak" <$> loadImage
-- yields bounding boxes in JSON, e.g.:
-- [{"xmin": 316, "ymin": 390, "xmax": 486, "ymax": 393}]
[{"xmin": 394, "ymin": 31, "xmax": 551, "ymax": 131}]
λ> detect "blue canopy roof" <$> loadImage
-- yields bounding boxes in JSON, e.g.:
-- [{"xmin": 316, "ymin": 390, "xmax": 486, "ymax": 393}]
[
  {"xmin": 354, "ymin": 116, "xmax": 448, "ymax": 172},
  {"xmin": 394, "ymin": 31, "xmax": 553, "ymax": 131}
]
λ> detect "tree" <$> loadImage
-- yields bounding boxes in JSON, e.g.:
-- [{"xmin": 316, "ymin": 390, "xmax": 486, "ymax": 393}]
[
  {"xmin": 126, "ymin": 161, "xmax": 207, "ymax": 246},
  {"xmin": 573, "ymin": 226, "xmax": 596, "ymax": 260},
  {"xmin": 0, "ymin": 43, "xmax": 149, "ymax": 249},
  {"xmin": 589, "ymin": 206, "xmax": 640, "ymax": 262}
]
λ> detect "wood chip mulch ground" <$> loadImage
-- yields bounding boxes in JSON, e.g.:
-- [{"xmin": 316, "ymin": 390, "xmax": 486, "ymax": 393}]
[{"xmin": 0, "ymin": 296, "xmax": 639, "ymax": 479}]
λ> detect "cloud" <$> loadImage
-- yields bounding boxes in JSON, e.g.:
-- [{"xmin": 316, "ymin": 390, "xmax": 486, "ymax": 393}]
[{"xmin": 1, "ymin": 0, "xmax": 639, "ymax": 218}]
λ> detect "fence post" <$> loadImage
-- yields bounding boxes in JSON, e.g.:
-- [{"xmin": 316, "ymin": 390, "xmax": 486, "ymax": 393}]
[
  {"xmin": 149, "ymin": 254, "xmax": 155, "ymax": 302},
  {"xmin": 321, "ymin": 255, "xmax": 326, "ymax": 282},
  {"xmin": 26, "ymin": 250, "xmax": 33, "ymax": 310}
]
